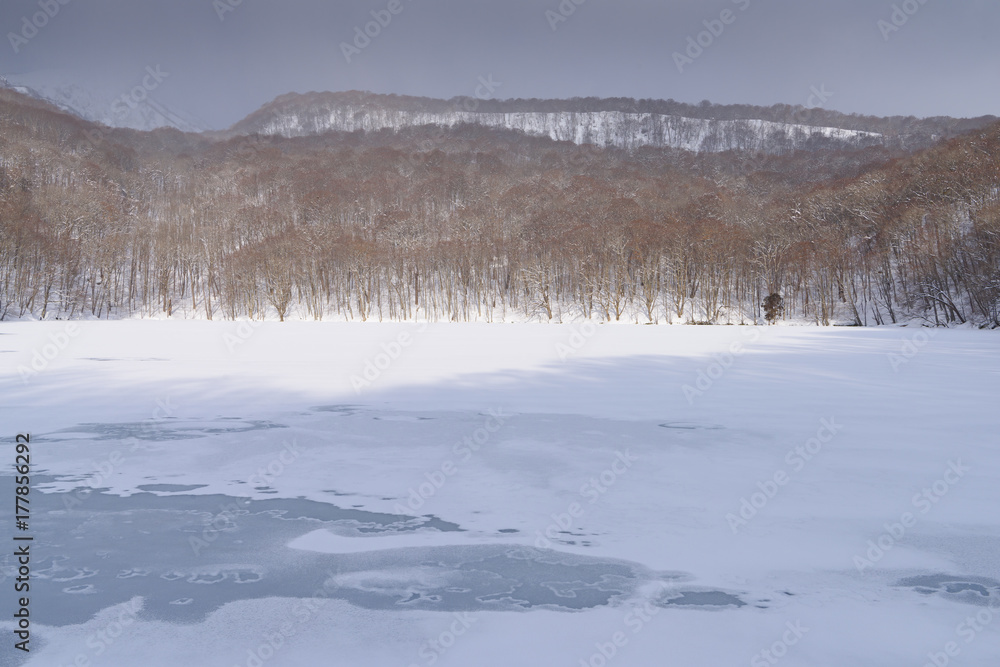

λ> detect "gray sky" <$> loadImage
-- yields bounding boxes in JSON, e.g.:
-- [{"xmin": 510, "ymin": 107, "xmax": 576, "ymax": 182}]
[{"xmin": 1, "ymin": 0, "xmax": 998, "ymax": 130}]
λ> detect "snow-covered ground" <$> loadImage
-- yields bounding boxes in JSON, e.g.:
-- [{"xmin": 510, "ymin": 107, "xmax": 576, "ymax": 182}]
[{"xmin": 1, "ymin": 322, "xmax": 998, "ymax": 666}]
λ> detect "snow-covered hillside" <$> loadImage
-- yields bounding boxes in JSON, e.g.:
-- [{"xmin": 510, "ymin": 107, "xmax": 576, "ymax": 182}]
[{"xmin": 235, "ymin": 95, "xmax": 883, "ymax": 153}]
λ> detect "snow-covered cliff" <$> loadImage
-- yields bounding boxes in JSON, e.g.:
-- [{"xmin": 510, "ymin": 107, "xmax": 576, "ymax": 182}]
[{"xmin": 236, "ymin": 96, "xmax": 883, "ymax": 153}]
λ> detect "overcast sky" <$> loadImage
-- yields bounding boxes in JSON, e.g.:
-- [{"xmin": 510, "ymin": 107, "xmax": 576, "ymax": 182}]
[{"xmin": 1, "ymin": 0, "xmax": 997, "ymax": 130}]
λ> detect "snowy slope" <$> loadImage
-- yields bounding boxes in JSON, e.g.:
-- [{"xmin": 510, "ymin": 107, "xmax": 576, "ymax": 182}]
[
  {"xmin": 239, "ymin": 99, "xmax": 883, "ymax": 153},
  {"xmin": 1, "ymin": 322, "xmax": 997, "ymax": 666}
]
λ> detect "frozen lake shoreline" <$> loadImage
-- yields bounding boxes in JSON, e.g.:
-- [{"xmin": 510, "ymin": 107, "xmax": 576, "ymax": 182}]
[{"xmin": 1, "ymin": 322, "xmax": 998, "ymax": 666}]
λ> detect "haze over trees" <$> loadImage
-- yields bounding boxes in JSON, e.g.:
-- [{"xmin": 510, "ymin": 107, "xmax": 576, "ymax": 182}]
[{"xmin": 0, "ymin": 88, "xmax": 997, "ymax": 326}]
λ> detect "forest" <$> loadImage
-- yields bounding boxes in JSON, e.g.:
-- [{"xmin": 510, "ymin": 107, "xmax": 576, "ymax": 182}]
[{"xmin": 1, "ymin": 88, "xmax": 998, "ymax": 326}]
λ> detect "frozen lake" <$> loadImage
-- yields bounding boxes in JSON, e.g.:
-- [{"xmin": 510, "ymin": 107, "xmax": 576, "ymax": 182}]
[{"xmin": 1, "ymin": 322, "xmax": 998, "ymax": 666}]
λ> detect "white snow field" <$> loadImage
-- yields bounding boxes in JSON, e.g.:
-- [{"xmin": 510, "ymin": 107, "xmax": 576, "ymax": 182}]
[{"xmin": 1, "ymin": 322, "xmax": 998, "ymax": 667}]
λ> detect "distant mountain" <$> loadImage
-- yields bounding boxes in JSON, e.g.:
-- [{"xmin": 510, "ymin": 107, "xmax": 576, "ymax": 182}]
[
  {"xmin": 0, "ymin": 70, "xmax": 205, "ymax": 133},
  {"xmin": 226, "ymin": 91, "xmax": 881, "ymax": 154},
  {"xmin": 226, "ymin": 91, "xmax": 997, "ymax": 154},
  {"xmin": 4, "ymin": 73, "xmax": 991, "ymax": 155}
]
